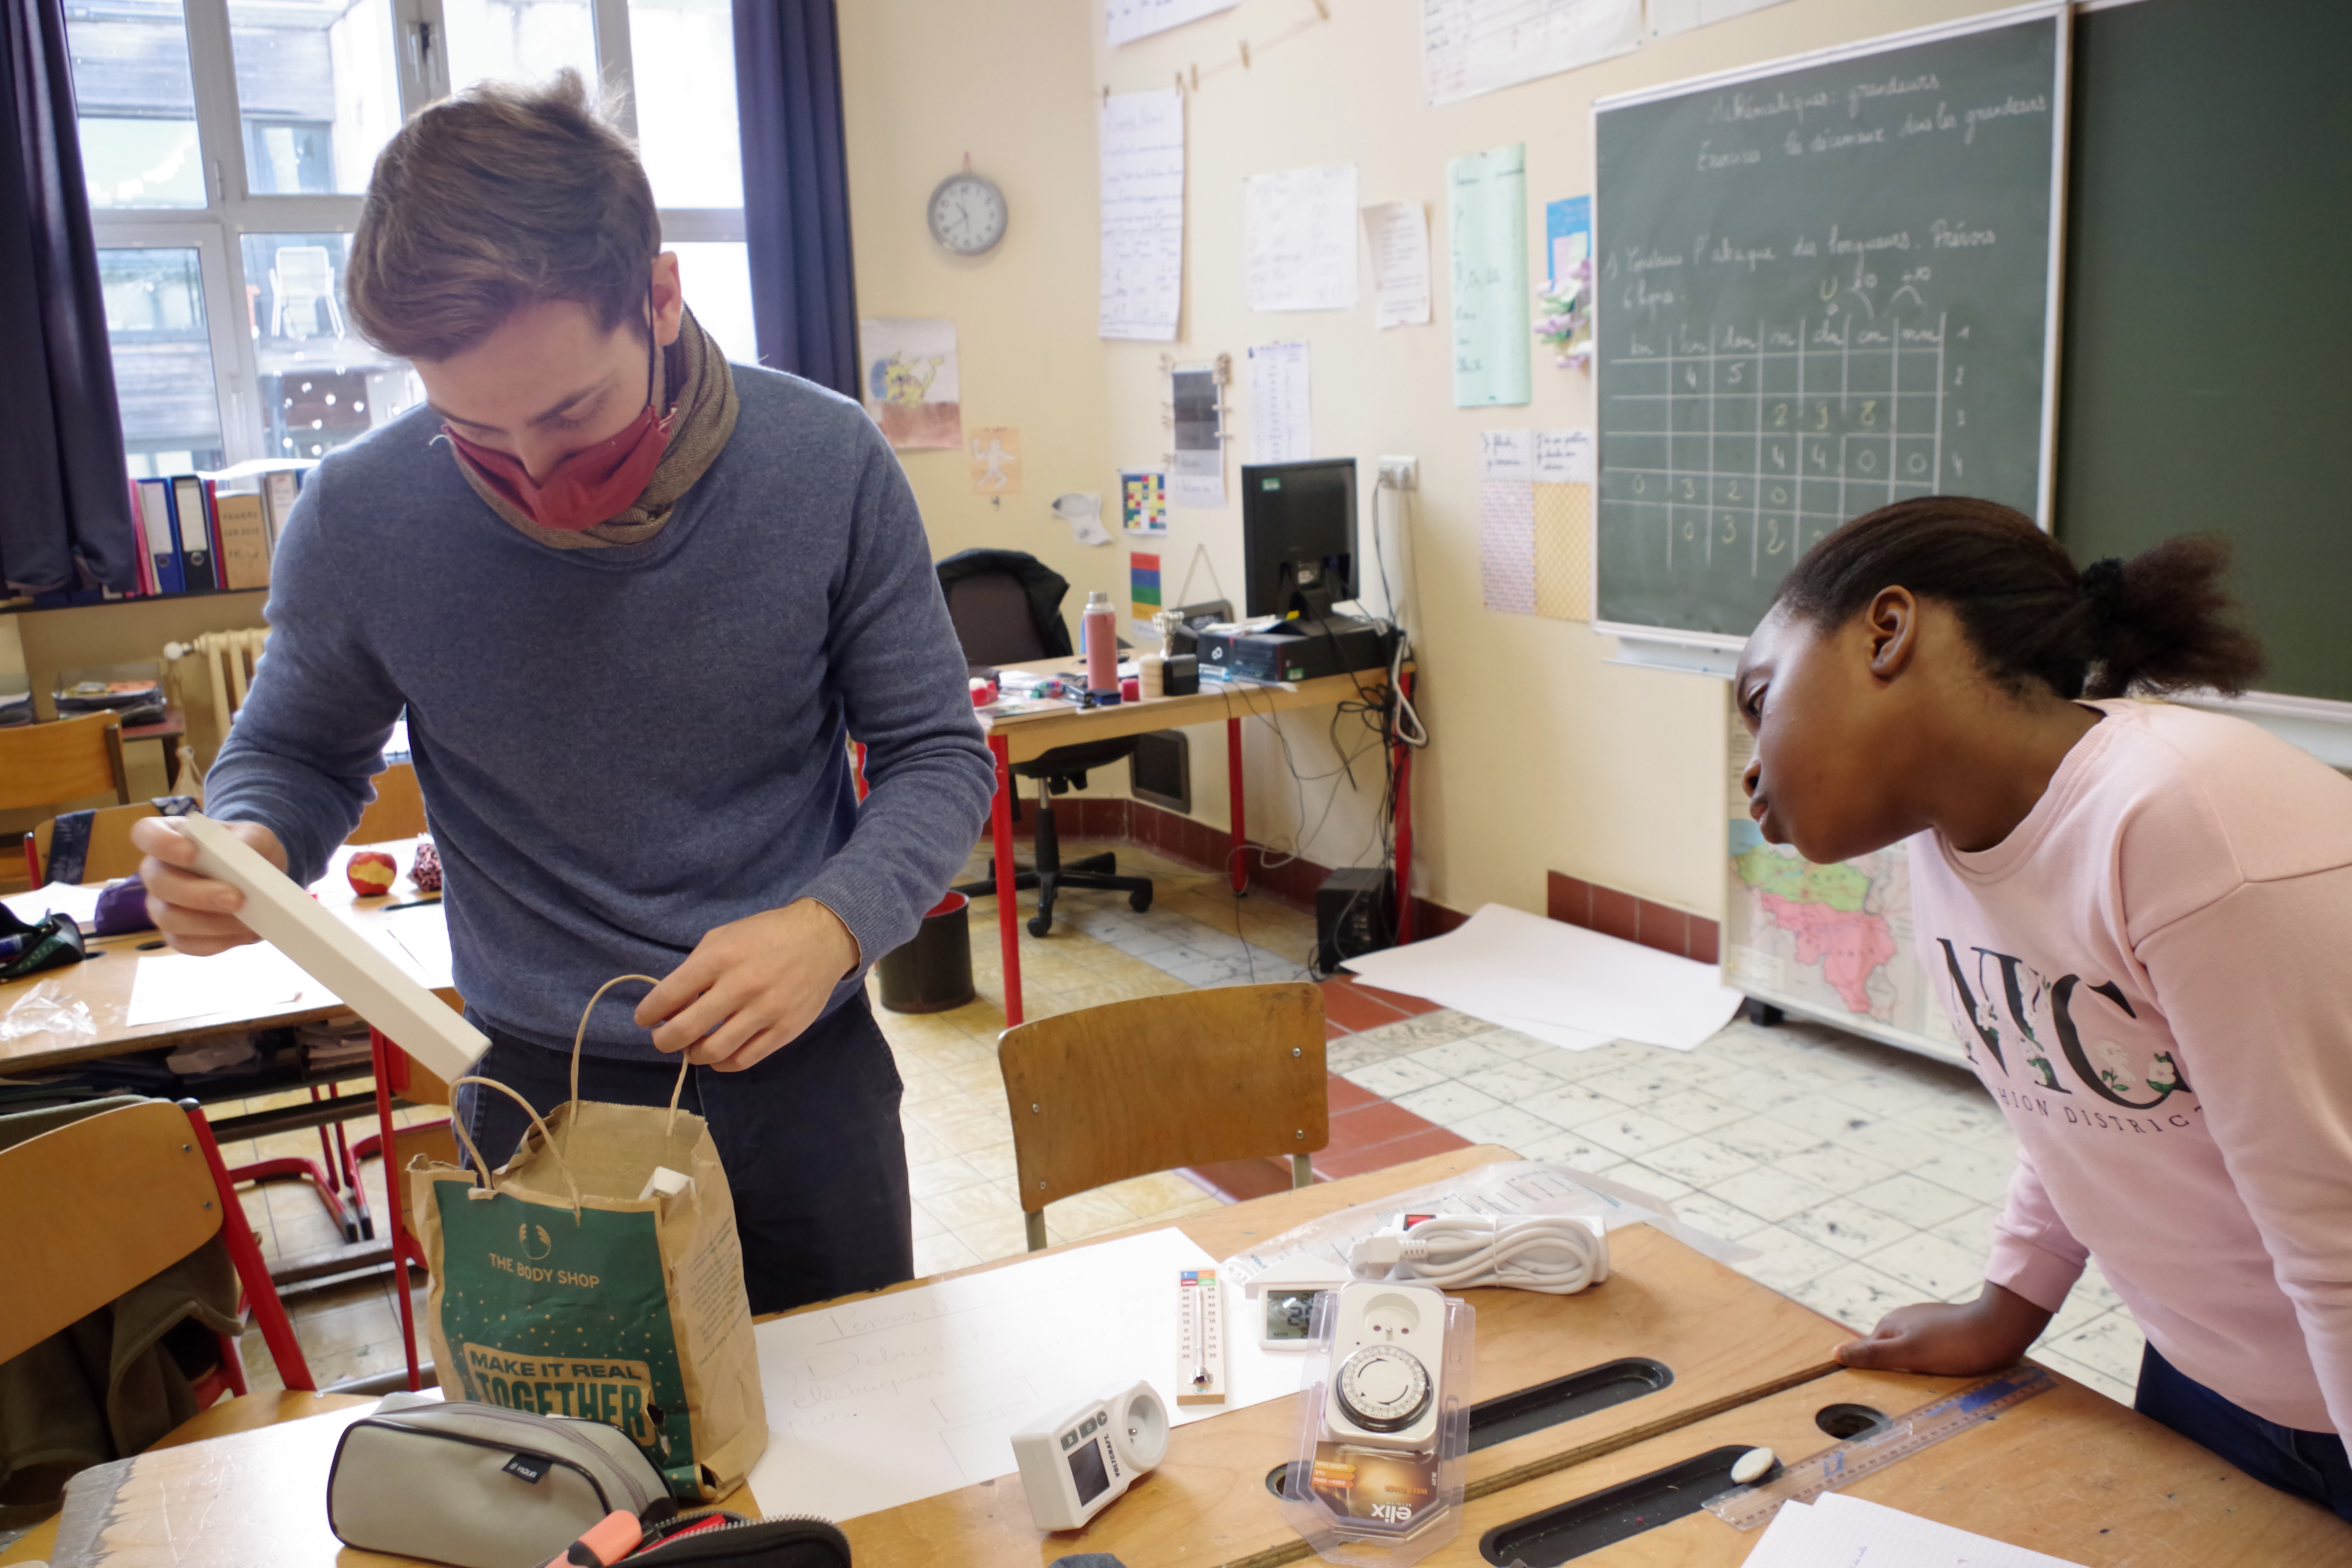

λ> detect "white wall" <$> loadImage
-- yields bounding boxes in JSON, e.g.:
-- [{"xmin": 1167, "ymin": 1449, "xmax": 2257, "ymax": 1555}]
[{"xmin": 840, "ymin": 0, "xmax": 2025, "ymax": 923}]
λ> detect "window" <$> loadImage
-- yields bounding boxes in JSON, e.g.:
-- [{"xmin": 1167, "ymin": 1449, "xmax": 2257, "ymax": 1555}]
[{"xmin": 69, "ymin": 0, "xmax": 751, "ymax": 474}]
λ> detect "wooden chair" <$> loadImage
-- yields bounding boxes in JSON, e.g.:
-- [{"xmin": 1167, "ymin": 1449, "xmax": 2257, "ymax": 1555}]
[
  {"xmin": 0, "ymin": 710, "xmax": 130, "ymax": 816},
  {"xmin": 350, "ymin": 760, "xmax": 426, "ymax": 844},
  {"xmin": 22, "ymin": 801, "xmax": 160, "ymax": 887},
  {"xmin": 0, "ymin": 1098, "xmax": 316, "ymax": 1416},
  {"xmin": 997, "ymin": 982, "xmax": 1330, "ymax": 1251}
]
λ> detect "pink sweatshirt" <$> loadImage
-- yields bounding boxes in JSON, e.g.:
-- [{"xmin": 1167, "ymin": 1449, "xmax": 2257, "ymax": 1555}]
[{"xmin": 1907, "ymin": 699, "xmax": 2352, "ymax": 1436}]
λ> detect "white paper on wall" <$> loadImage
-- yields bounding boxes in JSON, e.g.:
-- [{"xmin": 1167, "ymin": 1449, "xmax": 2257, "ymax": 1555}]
[
  {"xmin": 1243, "ymin": 165, "xmax": 1359, "ymax": 312},
  {"xmin": 1100, "ymin": 90, "xmax": 1185, "ymax": 341}
]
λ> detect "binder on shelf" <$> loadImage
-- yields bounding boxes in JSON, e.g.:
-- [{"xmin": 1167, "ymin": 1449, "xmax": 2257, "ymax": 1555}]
[
  {"xmin": 261, "ymin": 469, "xmax": 300, "ymax": 552},
  {"xmin": 214, "ymin": 491, "xmax": 272, "ymax": 592},
  {"xmin": 135, "ymin": 477, "xmax": 184, "ymax": 595},
  {"xmin": 170, "ymin": 475, "xmax": 218, "ymax": 593}
]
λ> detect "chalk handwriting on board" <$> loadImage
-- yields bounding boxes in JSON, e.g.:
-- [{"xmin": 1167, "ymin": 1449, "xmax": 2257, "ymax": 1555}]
[{"xmin": 1591, "ymin": 11, "xmax": 2062, "ymax": 640}]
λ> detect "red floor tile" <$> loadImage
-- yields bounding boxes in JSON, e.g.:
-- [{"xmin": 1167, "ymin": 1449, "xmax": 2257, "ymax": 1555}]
[
  {"xmin": 1326, "ymin": 1019, "xmax": 1352, "ymax": 1040},
  {"xmin": 1312, "ymin": 1125, "xmax": 1475, "ymax": 1182},
  {"xmin": 1327, "ymin": 1098, "xmax": 1443, "ymax": 1152},
  {"xmin": 1320, "ymin": 976, "xmax": 1413, "ymax": 1033},
  {"xmin": 1326, "ymin": 1074, "xmax": 1382, "ymax": 1112}
]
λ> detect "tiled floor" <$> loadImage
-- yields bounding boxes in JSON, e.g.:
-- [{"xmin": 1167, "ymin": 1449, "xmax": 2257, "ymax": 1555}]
[{"xmin": 229, "ymin": 836, "xmax": 2143, "ymax": 1407}]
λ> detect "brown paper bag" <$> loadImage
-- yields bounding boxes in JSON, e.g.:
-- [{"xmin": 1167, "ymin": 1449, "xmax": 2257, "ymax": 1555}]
[{"xmin": 409, "ymin": 976, "xmax": 769, "ymax": 1500}]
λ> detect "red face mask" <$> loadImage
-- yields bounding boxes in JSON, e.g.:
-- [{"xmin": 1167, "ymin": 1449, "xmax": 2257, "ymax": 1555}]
[{"xmin": 442, "ymin": 306, "xmax": 673, "ymax": 532}]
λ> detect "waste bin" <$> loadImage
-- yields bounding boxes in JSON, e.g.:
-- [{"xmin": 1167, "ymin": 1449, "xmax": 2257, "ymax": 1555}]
[{"xmin": 876, "ymin": 892, "xmax": 976, "ymax": 1014}]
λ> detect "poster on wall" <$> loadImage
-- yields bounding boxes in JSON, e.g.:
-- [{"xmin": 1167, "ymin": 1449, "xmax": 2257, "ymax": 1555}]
[
  {"xmin": 1169, "ymin": 364, "xmax": 1226, "ymax": 509},
  {"xmin": 1448, "ymin": 145, "xmax": 1532, "ymax": 408},
  {"xmin": 969, "ymin": 427, "xmax": 1022, "ymax": 494},
  {"xmin": 1421, "ymin": 0, "xmax": 1640, "ymax": 108},
  {"xmin": 1121, "ymin": 470, "xmax": 1169, "ymax": 535},
  {"xmin": 1544, "ymin": 194, "xmax": 1591, "ymax": 291},
  {"xmin": 858, "ymin": 318, "xmax": 962, "ymax": 450}
]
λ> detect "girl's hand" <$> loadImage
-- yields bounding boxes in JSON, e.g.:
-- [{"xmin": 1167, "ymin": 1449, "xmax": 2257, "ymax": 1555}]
[{"xmin": 1834, "ymin": 1281, "xmax": 2053, "ymax": 1375}]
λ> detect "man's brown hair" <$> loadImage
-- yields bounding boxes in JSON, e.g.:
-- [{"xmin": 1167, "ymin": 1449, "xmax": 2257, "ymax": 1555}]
[{"xmin": 347, "ymin": 71, "xmax": 659, "ymax": 362}]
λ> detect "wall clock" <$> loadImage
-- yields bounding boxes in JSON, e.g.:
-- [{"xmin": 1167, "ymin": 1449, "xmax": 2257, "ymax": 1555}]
[{"xmin": 928, "ymin": 169, "xmax": 1008, "ymax": 256}]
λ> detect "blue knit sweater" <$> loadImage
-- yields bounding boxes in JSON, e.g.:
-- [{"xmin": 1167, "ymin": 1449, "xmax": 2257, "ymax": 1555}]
[{"xmin": 205, "ymin": 367, "xmax": 996, "ymax": 1057}]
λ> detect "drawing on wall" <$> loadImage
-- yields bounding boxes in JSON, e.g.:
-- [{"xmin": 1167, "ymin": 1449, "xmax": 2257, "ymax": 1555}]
[
  {"xmin": 969, "ymin": 426, "xmax": 1022, "ymax": 494},
  {"xmin": 1121, "ymin": 470, "xmax": 1168, "ymax": 535},
  {"xmin": 1169, "ymin": 360, "xmax": 1228, "ymax": 510},
  {"xmin": 859, "ymin": 317, "xmax": 962, "ymax": 450}
]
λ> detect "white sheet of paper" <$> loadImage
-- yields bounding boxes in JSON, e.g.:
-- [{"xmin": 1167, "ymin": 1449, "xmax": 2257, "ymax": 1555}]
[
  {"xmin": 1534, "ymin": 428, "xmax": 1595, "ymax": 483},
  {"xmin": 3, "ymin": 881, "xmax": 106, "ymax": 927},
  {"xmin": 1106, "ymin": 0, "xmax": 1237, "ymax": 47},
  {"xmin": 1746, "ymin": 1493, "xmax": 2092, "ymax": 1567},
  {"xmin": 1243, "ymin": 165, "xmax": 1359, "ymax": 312},
  {"xmin": 1361, "ymin": 200, "xmax": 1432, "ymax": 328},
  {"xmin": 746, "ymin": 1227, "xmax": 1302, "ymax": 1522},
  {"xmin": 125, "ymin": 944, "xmax": 334, "ymax": 1027},
  {"xmin": 1171, "ymin": 451, "xmax": 1224, "ymax": 510},
  {"xmin": 1100, "ymin": 90, "xmax": 1185, "ymax": 341},
  {"xmin": 1341, "ymin": 904, "xmax": 1744, "ymax": 1051},
  {"xmin": 1421, "ymin": 0, "xmax": 1642, "ymax": 107},
  {"xmin": 1479, "ymin": 428, "xmax": 1535, "ymax": 480},
  {"xmin": 1647, "ymin": 0, "xmax": 1793, "ymax": 38},
  {"xmin": 1053, "ymin": 492, "xmax": 1112, "ymax": 546},
  {"xmin": 1247, "ymin": 342, "xmax": 1312, "ymax": 464}
]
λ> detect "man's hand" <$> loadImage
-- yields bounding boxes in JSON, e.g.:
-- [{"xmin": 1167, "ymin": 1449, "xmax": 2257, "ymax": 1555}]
[
  {"xmin": 636, "ymin": 900, "xmax": 862, "ymax": 1072},
  {"xmin": 1834, "ymin": 1280, "xmax": 2053, "ymax": 1375},
  {"xmin": 130, "ymin": 816, "xmax": 289, "ymax": 956}
]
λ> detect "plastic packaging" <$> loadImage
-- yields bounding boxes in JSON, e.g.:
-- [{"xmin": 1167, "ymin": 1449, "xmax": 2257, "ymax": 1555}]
[
  {"xmin": 1278, "ymin": 1285, "xmax": 1475, "ymax": 1566},
  {"xmin": 1082, "ymin": 590, "xmax": 1118, "ymax": 693},
  {"xmin": 0, "ymin": 979, "xmax": 97, "ymax": 1044}
]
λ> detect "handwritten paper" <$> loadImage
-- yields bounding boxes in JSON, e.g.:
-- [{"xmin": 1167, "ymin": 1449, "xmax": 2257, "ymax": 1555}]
[
  {"xmin": 1535, "ymin": 428, "xmax": 1594, "ymax": 483},
  {"xmin": 1421, "ymin": 0, "xmax": 1641, "ymax": 108},
  {"xmin": 1479, "ymin": 428, "xmax": 1535, "ymax": 481},
  {"xmin": 1243, "ymin": 165, "xmax": 1359, "ymax": 312},
  {"xmin": 1107, "ymin": 0, "xmax": 1237, "ymax": 47},
  {"xmin": 1247, "ymin": 342, "xmax": 1312, "ymax": 464},
  {"xmin": 1479, "ymin": 481, "xmax": 1537, "ymax": 614},
  {"xmin": 1100, "ymin": 90, "xmax": 1185, "ymax": 341},
  {"xmin": 1648, "ymin": 0, "xmax": 1793, "ymax": 38},
  {"xmin": 746, "ymin": 1227, "xmax": 1303, "ymax": 1522},
  {"xmin": 1449, "ymin": 144, "xmax": 1531, "ymax": 408},
  {"xmin": 1361, "ymin": 200, "xmax": 1433, "ymax": 328}
]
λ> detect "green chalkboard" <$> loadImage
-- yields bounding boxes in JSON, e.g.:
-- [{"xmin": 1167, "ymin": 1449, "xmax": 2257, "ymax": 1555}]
[
  {"xmin": 1593, "ymin": 9, "xmax": 2066, "ymax": 643},
  {"xmin": 2056, "ymin": 0, "xmax": 2352, "ymax": 704}
]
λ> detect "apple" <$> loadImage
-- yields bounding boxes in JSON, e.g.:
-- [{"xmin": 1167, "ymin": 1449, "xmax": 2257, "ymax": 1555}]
[{"xmin": 347, "ymin": 851, "xmax": 399, "ymax": 897}]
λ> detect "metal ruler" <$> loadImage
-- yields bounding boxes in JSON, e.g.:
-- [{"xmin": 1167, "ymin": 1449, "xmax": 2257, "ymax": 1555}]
[{"xmin": 1704, "ymin": 1363, "xmax": 2059, "ymax": 1530}]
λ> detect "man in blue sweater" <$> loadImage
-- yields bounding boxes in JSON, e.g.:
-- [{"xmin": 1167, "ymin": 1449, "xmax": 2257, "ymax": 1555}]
[{"xmin": 131, "ymin": 74, "xmax": 996, "ymax": 1313}]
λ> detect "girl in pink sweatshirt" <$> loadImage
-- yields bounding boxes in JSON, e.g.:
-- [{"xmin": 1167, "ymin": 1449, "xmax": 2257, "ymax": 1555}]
[{"xmin": 1734, "ymin": 496, "xmax": 2352, "ymax": 1519}]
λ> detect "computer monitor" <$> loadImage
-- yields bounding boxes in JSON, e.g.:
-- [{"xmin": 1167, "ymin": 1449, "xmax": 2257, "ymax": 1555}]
[{"xmin": 1240, "ymin": 459, "xmax": 1356, "ymax": 621}]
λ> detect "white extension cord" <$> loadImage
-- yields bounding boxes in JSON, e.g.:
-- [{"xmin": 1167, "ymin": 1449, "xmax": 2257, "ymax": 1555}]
[{"xmin": 1348, "ymin": 1213, "xmax": 1610, "ymax": 1296}]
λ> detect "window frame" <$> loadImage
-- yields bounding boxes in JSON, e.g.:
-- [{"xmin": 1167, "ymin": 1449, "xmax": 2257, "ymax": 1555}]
[{"xmin": 84, "ymin": 0, "xmax": 747, "ymax": 468}]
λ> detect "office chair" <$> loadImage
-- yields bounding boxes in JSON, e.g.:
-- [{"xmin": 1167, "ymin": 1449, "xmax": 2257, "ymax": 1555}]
[{"xmin": 938, "ymin": 549, "xmax": 1154, "ymax": 937}]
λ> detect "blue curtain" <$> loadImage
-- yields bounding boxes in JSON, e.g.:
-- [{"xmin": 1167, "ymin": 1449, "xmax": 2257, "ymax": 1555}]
[
  {"xmin": 733, "ymin": 0, "xmax": 860, "ymax": 399},
  {"xmin": 0, "ymin": 0, "xmax": 137, "ymax": 595}
]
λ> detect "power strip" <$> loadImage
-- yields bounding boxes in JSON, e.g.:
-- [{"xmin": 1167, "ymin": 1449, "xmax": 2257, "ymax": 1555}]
[
  {"xmin": 1176, "ymin": 1268, "xmax": 1227, "ymax": 1406},
  {"xmin": 1703, "ymin": 1364, "xmax": 2059, "ymax": 1530}
]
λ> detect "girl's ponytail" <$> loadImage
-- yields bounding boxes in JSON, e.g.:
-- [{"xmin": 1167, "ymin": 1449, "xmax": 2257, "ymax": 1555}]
[
  {"xmin": 2078, "ymin": 534, "xmax": 2267, "ymax": 699},
  {"xmin": 1772, "ymin": 496, "xmax": 2266, "ymax": 700}
]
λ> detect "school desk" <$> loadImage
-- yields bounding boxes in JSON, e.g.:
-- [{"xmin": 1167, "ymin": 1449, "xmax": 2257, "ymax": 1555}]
[
  {"xmin": 1421, "ymin": 1363, "xmax": 2352, "ymax": 1566},
  {"xmin": 978, "ymin": 656, "xmax": 1416, "ymax": 1026},
  {"xmin": 0, "ymin": 1145, "xmax": 1847, "ymax": 1568},
  {"xmin": 0, "ymin": 838, "xmax": 452, "ymax": 1078}
]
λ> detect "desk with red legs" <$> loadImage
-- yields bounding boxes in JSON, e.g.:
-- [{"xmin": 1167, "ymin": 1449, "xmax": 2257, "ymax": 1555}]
[{"xmin": 978, "ymin": 660, "xmax": 1416, "ymax": 1025}]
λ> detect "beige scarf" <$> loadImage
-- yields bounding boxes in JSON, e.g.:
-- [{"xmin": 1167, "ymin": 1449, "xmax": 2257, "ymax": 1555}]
[{"xmin": 456, "ymin": 305, "xmax": 741, "ymax": 550}]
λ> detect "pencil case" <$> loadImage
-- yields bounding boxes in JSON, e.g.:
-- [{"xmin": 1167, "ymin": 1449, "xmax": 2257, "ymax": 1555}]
[
  {"xmin": 626, "ymin": 1510, "xmax": 853, "ymax": 1564},
  {"xmin": 326, "ymin": 1397, "xmax": 668, "ymax": 1568}
]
